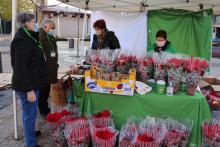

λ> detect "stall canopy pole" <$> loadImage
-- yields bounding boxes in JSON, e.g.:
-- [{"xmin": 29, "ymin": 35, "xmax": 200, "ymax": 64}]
[
  {"xmin": 57, "ymin": 12, "xmax": 61, "ymax": 37},
  {"xmin": 81, "ymin": 10, "xmax": 87, "ymax": 47},
  {"xmin": 76, "ymin": 8, "xmax": 80, "ymax": 57},
  {"xmin": 12, "ymin": 0, "xmax": 18, "ymax": 140}
]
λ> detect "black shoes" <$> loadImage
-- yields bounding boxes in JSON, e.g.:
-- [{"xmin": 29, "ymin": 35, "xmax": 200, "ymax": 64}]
[{"xmin": 36, "ymin": 130, "xmax": 41, "ymax": 138}]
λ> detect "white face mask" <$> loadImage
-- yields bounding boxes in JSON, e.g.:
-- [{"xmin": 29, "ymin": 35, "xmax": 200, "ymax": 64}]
[
  {"xmin": 48, "ymin": 29, "xmax": 55, "ymax": 36},
  {"xmin": 156, "ymin": 40, "xmax": 166, "ymax": 47}
]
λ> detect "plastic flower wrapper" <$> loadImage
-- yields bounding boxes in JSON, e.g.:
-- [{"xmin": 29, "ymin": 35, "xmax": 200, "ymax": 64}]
[
  {"xmin": 154, "ymin": 62, "xmax": 167, "ymax": 81},
  {"xmin": 202, "ymin": 119, "xmax": 220, "ymax": 147},
  {"xmin": 64, "ymin": 117, "xmax": 91, "ymax": 147},
  {"xmin": 140, "ymin": 117, "xmax": 167, "ymax": 143},
  {"xmin": 138, "ymin": 56, "xmax": 154, "ymax": 83},
  {"xmin": 184, "ymin": 57, "xmax": 208, "ymax": 95},
  {"xmin": 119, "ymin": 117, "xmax": 141, "ymax": 147},
  {"xmin": 135, "ymin": 130, "xmax": 161, "ymax": 147},
  {"xmin": 129, "ymin": 55, "xmax": 139, "ymax": 70},
  {"xmin": 167, "ymin": 58, "xmax": 184, "ymax": 93},
  {"xmin": 51, "ymin": 127, "xmax": 66, "ymax": 146},
  {"xmin": 87, "ymin": 49, "xmax": 100, "ymax": 67},
  {"xmin": 163, "ymin": 118, "xmax": 188, "ymax": 147},
  {"xmin": 178, "ymin": 119, "xmax": 194, "ymax": 147},
  {"xmin": 91, "ymin": 126, "xmax": 119, "ymax": 147},
  {"xmin": 46, "ymin": 109, "xmax": 71, "ymax": 131},
  {"xmin": 90, "ymin": 110, "xmax": 114, "ymax": 129},
  {"xmin": 116, "ymin": 54, "xmax": 131, "ymax": 74},
  {"xmin": 67, "ymin": 103, "xmax": 81, "ymax": 117},
  {"xmin": 99, "ymin": 49, "xmax": 120, "ymax": 72}
]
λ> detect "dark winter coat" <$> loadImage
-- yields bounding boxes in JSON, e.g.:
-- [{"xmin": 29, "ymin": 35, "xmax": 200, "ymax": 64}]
[
  {"xmin": 91, "ymin": 31, "xmax": 121, "ymax": 50},
  {"xmin": 10, "ymin": 28, "xmax": 48, "ymax": 92},
  {"xmin": 39, "ymin": 28, "xmax": 58, "ymax": 84}
]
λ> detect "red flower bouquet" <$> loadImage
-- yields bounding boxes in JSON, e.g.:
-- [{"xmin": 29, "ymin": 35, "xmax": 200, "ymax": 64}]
[
  {"xmin": 163, "ymin": 129, "xmax": 183, "ymax": 147},
  {"xmin": 138, "ymin": 56, "xmax": 154, "ymax": 83},
  {"xmin": 90, "ymin": 110, "xmax": 114, "ymax": 129},
  {"xmin": 202, "ymin": 121, "xmax": 220, "ymax": 147},
  {"xmin": 116, "ymin": 54, "xmax": 131, "ymax": 74},
  {"xmin": 92, "ymin": 127, "xmax": 118, "ymax": 147},
  {"xmin": 154, "ymin": 62, "xmax": 167, "ymax": 81},
  {"xmin": 167, "ymin": 58, "xmax": 184, "ymax": 93},
  {"xmin": 185, "ymin": 57, "xmax": 209, "ymax": 95},
  {"xmin": 119, "ymin": 124, "xmax": 138, "ymax": 147},
  {"xmin": 135, "ymin": 131, "xmax": 160, "ymax": 147},
  {"xmin": 64, "ymin": 117, "xmax": 91, "ymax": 147},
  {"xmin": 163, "ymin": 118, "xmax": 193, "ymax": 147},
  {"xmin": 46, "ymin": 110, "xmax": 71, "ymax": 130}
]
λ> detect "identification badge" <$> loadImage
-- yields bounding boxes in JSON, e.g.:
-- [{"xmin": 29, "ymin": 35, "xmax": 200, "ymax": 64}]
[{"xmin": 51, "ymin": 51, "xmax": 56, "ymax": 57}]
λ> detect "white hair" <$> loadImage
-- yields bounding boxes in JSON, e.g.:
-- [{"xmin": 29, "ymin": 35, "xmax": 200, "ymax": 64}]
[
  {"xmin": 16, "ymin": 12, "xmax": 35, "ymax": 28},
  {"xmin": 42, "ymin": 19, "xmax": 55, "ymax": 27}
]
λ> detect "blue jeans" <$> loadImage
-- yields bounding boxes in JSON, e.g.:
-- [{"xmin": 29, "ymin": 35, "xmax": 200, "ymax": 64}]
[{"xmin": 16, "ymin": 90, "xmax": 39, "ymax": 147}]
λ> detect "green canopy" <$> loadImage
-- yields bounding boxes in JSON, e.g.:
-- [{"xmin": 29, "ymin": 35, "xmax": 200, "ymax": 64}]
[{"xmin": 148, "ymin": 9, "xmax": 213, "ymax": 60}]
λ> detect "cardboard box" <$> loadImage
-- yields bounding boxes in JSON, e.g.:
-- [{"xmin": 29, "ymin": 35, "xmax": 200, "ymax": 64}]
[
  {"xmin": 85, "ymin": 69, "xmax": 136, "ymax": 96},
  {"xmin": 199, "ymin": 76, "xmax": 220, "ymax": 93}
]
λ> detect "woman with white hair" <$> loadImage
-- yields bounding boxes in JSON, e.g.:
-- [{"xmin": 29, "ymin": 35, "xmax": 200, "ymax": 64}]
[{"xmin": 10, "ymin": 12, "xmax": 47, "ymax": 147}]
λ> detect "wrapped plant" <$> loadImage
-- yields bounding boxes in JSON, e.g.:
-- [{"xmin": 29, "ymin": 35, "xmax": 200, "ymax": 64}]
[
  {"xmin": 202, "ymin": 119, "xmax": 220, "ymax": 147},
  {"xmin": 64, "ymin": 117, "xmax": 91, "ymax": 147},
  {"xmin": 138, "ymin": 56, "xmax": 154, "ymax": 83},
  {"xmin": 90, "ymin": 110, "xmax": 114, "ymax": 129},
  {"xmin": 167, "ymin": 58, "xmax": 184, "ymax": 93},
  {"xmin": 185, "ymin": 57, "xmax": 209, "ymax": 95},
  {"xmin": 91, "ymin": 127, "xmax": 119, "ymax": 147}
]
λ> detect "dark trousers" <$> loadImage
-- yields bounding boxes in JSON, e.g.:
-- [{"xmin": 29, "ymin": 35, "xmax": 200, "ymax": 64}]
[{"xmin": 38, "ymin": 85, "xmax": 51, "ymax": 116}]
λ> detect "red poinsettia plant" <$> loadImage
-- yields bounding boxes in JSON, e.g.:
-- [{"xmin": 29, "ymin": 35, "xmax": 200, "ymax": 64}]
[
  {"xmin": 47, "ymin": 110, "xmax": 71, "ymax": 123},
  {"xmin": 93, "ymin": 110, "xmax": 111, "ymax": 118},
  {"xmin": 92, "ymin": 127, "xmax": 118, "ymax": 147},
  {"xmin": 203, "ymin": 121, "xmax": 220, "ymax": 146}
]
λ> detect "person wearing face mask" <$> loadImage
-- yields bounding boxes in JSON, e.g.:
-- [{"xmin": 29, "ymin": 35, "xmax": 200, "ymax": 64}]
[
  {"xmin": 92, "ymin": 19, "xmax": 120, "ymax": 50},
  {"xmin": 10, "ymin": 12, "xmax": 47, "ymax": 147},
  {"xmin": 149, "ymin": 30, "xmax": 176, "ymax": 53},
  {"xmin": 38, "ymin": 19, "xmax": 58, "ymax": 117}
]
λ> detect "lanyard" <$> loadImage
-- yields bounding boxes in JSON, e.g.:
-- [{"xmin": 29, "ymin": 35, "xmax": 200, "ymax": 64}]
[
  {"xmin": 22, "ymin": 28, "xmax": 43, "ymax": 49},
  {"xmin": 47, "ymin": 35, "xmax": 55, "ymax": 51}
]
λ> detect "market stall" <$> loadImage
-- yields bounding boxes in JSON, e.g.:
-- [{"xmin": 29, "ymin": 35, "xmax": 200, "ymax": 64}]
[
  {"xmin": 81, "ymin": 92, "xmax": 211, "ymax": 146},
  {"xmin": 10, "ymin": 0, "xmax": 220, "ymax": 145}
]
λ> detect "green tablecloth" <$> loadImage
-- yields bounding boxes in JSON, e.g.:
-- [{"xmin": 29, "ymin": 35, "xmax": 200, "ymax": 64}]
[{"xmin": 80, "ymin": 91, "xmax": 211, "ymax": 147}]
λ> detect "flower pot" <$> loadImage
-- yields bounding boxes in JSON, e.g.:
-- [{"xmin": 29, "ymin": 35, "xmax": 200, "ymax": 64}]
[{"xmin": 186, "ymin": 87, "xmax": 197, "ymax": 96}]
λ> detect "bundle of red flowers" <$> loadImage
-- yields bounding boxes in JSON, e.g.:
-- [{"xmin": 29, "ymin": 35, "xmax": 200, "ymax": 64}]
[
  {"xmin": 138, "ymin": 56, "xmax": 154, "ymax": 83},
  {"xmin": 64, "ymin": 117, "xmax": 91, "ymax": 147},
  {"xmin": 154, "ymin": 63, "xmax": 167, "ymax": 81},
  {"xmin": 185, "ymin": 57, "xmax": 209, "ymax": 74},
  {"xmin": 167, "ymin": 58, "xmax": 185, "ymax": 93},
  {"xmin": 203, "ymin": 121, "xmax": 220, "ymax": 147},
  {"xmin": 90, "ymin": 110, "xmax": 113, "ymax": 128},
  {"xmin": 135, "ymin": 132, "xmax": 160, "ymax": 147},
  {"xmin": 119, "ymin": 124, "xmax": 138, "ymax": 147},
  {"xmin": 129, "ymin": 55, "xmax": 139, "ymax": 70},
  {"xmin": 92, "ymin": 127, "xmax": 118, "ymax": 147},
  {"xmin": 163, "ymin": 129, "xmax": 183, "ymax": 147},
  {"xmin": 116, "ymin": 54, "xmax": 131, "ymax": 74},
  {"xmin": 46, "ymin": 110, "xmax": 71, "ymax": 130},
  {"xmin": 185, "ymin": 57, "xmax": 209, "ymax": 95}
]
